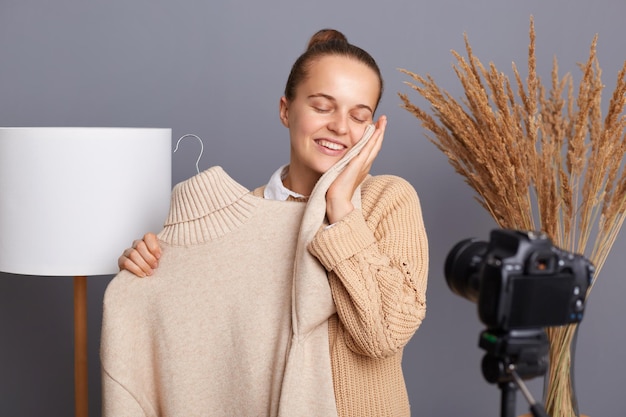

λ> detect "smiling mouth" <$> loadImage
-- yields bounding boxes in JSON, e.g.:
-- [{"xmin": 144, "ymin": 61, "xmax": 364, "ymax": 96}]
[{"xmin": 315, "ymin": 139, "xmax": 345, "ymax": 151}]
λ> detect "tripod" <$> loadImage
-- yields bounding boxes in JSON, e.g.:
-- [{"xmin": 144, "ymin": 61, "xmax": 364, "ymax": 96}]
[{"xmin": 479, "ymin": 329, "xmax": 551, "ymax": 417}]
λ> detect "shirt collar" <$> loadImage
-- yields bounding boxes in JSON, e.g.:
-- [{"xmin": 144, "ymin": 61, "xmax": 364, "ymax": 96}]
[{"xmin": 264, "ymin": 164, "xmax": 308, "ymax": 201}]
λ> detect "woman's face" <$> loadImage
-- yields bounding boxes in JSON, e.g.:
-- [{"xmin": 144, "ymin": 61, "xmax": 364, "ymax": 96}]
[{"xmin": 279, "ymin": 55, "xmax": 380, "ymax": 193}]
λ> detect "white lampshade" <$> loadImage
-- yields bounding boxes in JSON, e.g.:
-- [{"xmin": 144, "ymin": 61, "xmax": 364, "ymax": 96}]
[{"xmin": 0, "ymin": 127, "xmax": 172, "ymax": 276}]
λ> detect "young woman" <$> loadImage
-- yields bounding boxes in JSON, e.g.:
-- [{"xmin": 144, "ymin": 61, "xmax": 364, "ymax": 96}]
[{"xmin": 117, "ymin": 29, "xmax": 428, "ymax": 416}]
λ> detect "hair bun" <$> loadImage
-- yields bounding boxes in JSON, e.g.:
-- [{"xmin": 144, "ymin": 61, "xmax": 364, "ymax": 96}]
[{"xmin": 307, "ymin": 29, "xmax": 348, "ymax": 50}]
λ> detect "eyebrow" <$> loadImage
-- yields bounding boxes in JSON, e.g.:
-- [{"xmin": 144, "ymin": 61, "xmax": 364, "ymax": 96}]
[{"xmin": 307, "ymin": 93, "xmax": 373, "ymax": 114}]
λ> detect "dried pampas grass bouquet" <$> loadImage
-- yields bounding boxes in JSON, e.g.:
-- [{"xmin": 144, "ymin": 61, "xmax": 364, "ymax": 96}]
[{"xmin": 399, "ymin": 15, "xmax": 626, "ymax": 417}]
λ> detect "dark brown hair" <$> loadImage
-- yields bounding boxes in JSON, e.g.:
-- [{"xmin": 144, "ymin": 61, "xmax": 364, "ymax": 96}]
[{"xmin": 284, "ymin": 29, "xmax": 384, "ymax": 109}]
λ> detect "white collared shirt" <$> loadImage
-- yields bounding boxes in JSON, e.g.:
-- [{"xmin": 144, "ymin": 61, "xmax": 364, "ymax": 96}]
[
  {"xmin": 263, "ymin": 164, "xmax": 308, "ymax": 201},
  {"xmin": 264, "ymin": 164, "xmax": 338, "ymax": 229}
]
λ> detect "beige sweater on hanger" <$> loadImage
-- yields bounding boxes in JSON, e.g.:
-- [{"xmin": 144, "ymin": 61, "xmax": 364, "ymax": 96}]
[{"xmin": 102, "ymin": 165, "xmax": 328, "ymax": 416}]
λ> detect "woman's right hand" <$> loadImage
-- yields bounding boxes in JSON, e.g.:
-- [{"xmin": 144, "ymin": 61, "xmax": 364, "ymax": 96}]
[{"xmin": 117, "ymin": 232, "xmax": 162, "ymax": 277}]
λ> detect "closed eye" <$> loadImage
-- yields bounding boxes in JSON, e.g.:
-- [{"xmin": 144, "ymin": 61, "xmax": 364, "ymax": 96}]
[{"xmin": 351, "ymin": 110, "xmax": 371, "ymax": 124}]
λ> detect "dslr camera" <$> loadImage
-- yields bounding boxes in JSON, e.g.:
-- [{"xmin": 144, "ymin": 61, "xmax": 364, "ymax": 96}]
[{"xmin": 445, "ymin": 229, "xmax": 594, "ymax": 331}]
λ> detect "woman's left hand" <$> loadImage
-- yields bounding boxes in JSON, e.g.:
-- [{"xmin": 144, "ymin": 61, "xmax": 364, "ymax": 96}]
[{"xmin": 325, "ymin": 115, "xmax": 387, "ymax": 224}]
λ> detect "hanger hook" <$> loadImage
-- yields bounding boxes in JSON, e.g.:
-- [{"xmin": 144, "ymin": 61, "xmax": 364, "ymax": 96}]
[{"xmin": 174, "ymin": 134, "xmax": 204, "ymax": 174}]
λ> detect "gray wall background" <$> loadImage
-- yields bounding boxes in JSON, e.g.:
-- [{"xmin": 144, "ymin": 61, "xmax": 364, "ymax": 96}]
[{"xmin": 1, "ymin": 1, "xmax": 625, "ymax": 416}]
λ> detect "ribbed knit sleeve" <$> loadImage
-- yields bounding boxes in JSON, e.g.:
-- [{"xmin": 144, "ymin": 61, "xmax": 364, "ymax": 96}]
[{"xmin": 308, "ymin": 174, "xmax": 428, "ymax": 359}]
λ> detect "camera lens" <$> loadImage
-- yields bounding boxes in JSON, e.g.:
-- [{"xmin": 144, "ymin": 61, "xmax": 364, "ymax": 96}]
[{"xmin": 444, "ymin": 238, "xmax": 488, "ymax": 303}]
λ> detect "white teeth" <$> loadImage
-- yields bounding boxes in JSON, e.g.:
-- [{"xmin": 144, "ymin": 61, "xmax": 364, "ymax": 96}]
[{"xmin": 317, "ymin": 140, "xmax": 344, "ymax": 151}]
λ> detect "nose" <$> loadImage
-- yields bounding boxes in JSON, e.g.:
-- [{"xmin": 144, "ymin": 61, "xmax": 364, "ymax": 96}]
[{"xmin": 328, "ymin": 113, "xmax": 348, "ymax": 136}]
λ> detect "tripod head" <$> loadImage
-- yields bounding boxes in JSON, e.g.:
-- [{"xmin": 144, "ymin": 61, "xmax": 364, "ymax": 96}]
[
  {"xmin": 480, "ymin": 328, "xmax": 549, "ymax": 384},
  {"xmin": 479, "ymin": 328, "xmax": 551, "ymax": 417}
]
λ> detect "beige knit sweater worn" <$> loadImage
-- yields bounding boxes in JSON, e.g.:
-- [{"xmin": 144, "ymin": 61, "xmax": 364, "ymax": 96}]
[
  {"xmin": 307, "ymin": 172, "xmax": 428, "ymax": 417},
  {"xmin": 253, "ymin": 171, "xmax": 429, "ymax": 416}
]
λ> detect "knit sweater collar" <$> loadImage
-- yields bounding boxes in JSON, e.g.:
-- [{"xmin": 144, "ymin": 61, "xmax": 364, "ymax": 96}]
[{"xmin": 158, "ymin": 166, "xmax": 261, "ymax": 245}]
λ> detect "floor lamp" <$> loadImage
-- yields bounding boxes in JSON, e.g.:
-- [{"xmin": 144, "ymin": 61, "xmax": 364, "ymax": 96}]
[{"xmin": 0, "ymin": 127, "xmax": 172, "ymax": 417}]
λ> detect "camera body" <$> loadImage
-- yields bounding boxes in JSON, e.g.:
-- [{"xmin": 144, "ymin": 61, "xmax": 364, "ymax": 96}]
[{"xmin": 445, "ymin": 229, "xmax": 594, "ymax": 330}]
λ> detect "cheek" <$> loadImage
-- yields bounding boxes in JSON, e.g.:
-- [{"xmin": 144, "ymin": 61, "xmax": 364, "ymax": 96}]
[
  {"xmin": 291, "ymin": 112, "xmax": 325, "ymax": 136},
  {"xmin": 288, "ymin": 115, "xmax": 314, "ymax": 149}
]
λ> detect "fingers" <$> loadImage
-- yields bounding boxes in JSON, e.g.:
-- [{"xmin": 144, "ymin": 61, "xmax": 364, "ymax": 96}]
[
  {"xmin": 362, "ymin": 115, "xmax": 386, "ymax": 165},
  {"xmin": 337, "ymin": 115, "xmax": 387, "ymax": 185},
  {"xmin": 351, "ymin": 115, "xmax": 386, "ymax": 175},
  {"xmin": 143, "ymin": 232, "xmax": 162, "ymax": 259},
  {"xmin": 117, "ymin": 233, "xmax": 161, "ymax": 278}
]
